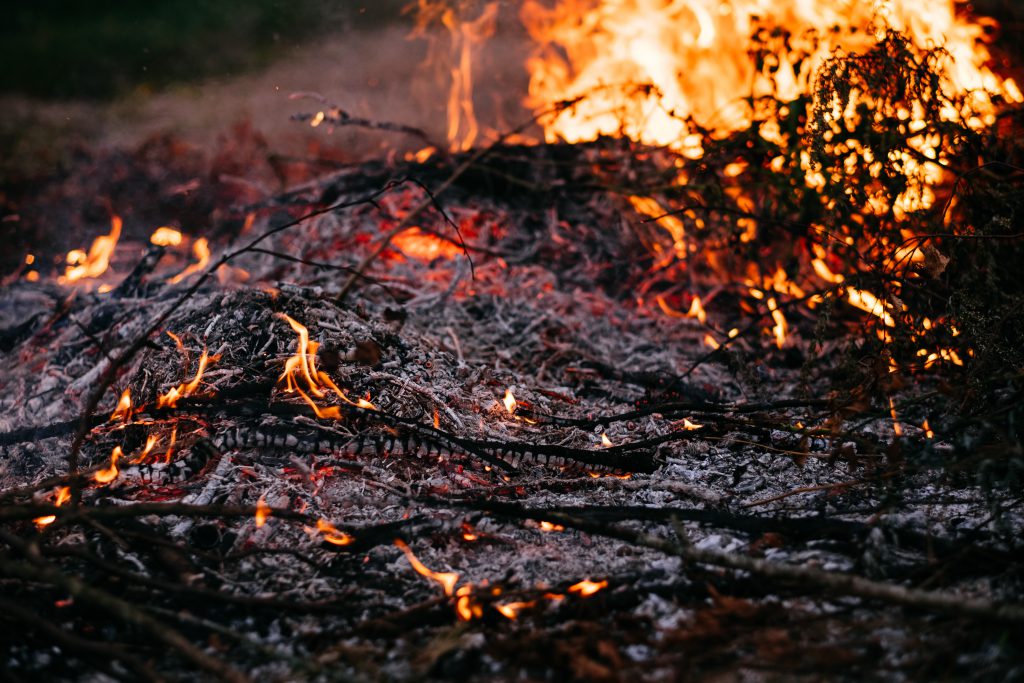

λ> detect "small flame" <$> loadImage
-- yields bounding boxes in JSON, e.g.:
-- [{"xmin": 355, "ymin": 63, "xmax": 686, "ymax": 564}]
[
  {"xmin": 922, "ymin": 419, "xmax": 934, "ymax": 439},
  {"xmin": 132, "ymin": 434, "xmax": 159, "ymax": 464},
  {"xmin": 62, "ymin": 215, "xmax": 122, "ymax": 283},
  {"xmin": 158, "ymin": 345, "xmax": 219, "ymax": 408},
  {"xmin": 568, "ymin": 579, "xmax": 608, "ymax": 597},
  {"xmin": 110, "ymin": 388, "xmax": 132, "ymax": 422},
  {"xmin": 277, "ymin": 314, "xmax": 376, "ymax": 416},
  {"xmin": 316, "ymin": 519, "xmax": 354, "ymax": 546},
  {"xmin": 33, "ymin": 486, "xmax": 71, "ymax": 529},
  {"xmin": 600, "ymin": 433, "xmax": 613, "ymax": 447},
  {"xmin": 395, "ymin": 539, "xmax": 459, "ymax": 596},
  {"xmin": 495, "ymin": 600, "xmax": 535, "ymax": 619},
  {"xmin": 682, "ymin": 418, "xmax": 702, "ymax": 430},
  {"xmin": 766, "ymin": 297, "xmax": 788, "ymax": 348},
  {"xmin": 503, "ymin": 388, "xmax": 517, "ymax": 414},
  {"xmin": 455, "ymin": 584, "xmax": 483, "ymax": 621},
  {"xmin": 539, "ymin": 521, "xmax": 565, "ymax": 532},
  {"xmin": 255, "ymin": 497, "xmax": 271, "ymax": 528},
  {"xmin": 150, "ymin": 227, "xmax": 183, "ymax": 247},
  {"xmin": 889, "ymin": 397, "xmax": 903, "ymax": 437},
  {"xmin": 169, "ymin": 238, "xmax": 210, "ymax": 284},
  {"xmin": 94, "ymin": 446, "xmax": 123, "ymax": 484}
]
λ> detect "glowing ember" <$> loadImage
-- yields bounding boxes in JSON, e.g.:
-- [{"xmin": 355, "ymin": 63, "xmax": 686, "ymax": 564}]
[
  {"xmin": 316, "ymin": 519, "xmax": 353, "ymax": 546},
  {"xmin": 568, "ymin": 579, "xmax": 608, "ymax": 597},
  {"xmin": 150, "ymin": 227, "xmax": 183, "ymax": 247},
  {"xmin": 539, "ymin": 521, "xmax": 565, "ymax": 532},
  {"xmin": 391, "ymin": 227, "xmax": 462, "ymax": 261},
  {"xmin": 889, "ymin": 397, "xmax": 903, "ymax": 437},
  {"xmin": 169, "ymin": 238, "xmax": 211, "ymax": 284},
  {"xmin": 255, "ymin": 497, "xmax": 271, "ymax": 528},
  {"xmin": 109, "ymin": 388, "xmax": 132, "ymax": 422},
  {"xmin": 62, "ymin": 215, "xmax": 122, "ymax": 283},
  {"xmin": 94, "ymin": 446, "xmax": 123, "ymax": 484},
  {"xmin": 395, "ymin": 539, "xmax": 459, "ymax": 596}
]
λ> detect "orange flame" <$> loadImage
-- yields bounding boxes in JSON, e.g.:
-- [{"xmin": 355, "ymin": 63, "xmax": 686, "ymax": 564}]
[
  {"xmin": 150, "ymin": 227, "xmax": 183, "ymax": 247},
  {"xmin": 568, "ymin": 579, "xmax": 608, "ymax": 597},
  {"xmin": 503, "ymin": 388, "xmax": 517, "ymax": 414},
  {"xmin": 395, "ymin": 539, "xmax": 459, "ymax": 596},
  {"xmin": 277, "ymin": 314, "xmax": 377, "ymax": 416},
  {"xmin": 94, "ymin": 446, "xmax": 123, "ymax": 484},
  {"xmin": 495, "ymin": 600, "xmax": 535, "ymax": 619},
  {"xmin": 33, "ymin": 486, "xmax": 71, "ymax": 529},
  {"xmin": 316, "ymin": 519, "xmax": 354, "ymax": 546},
  {"xmin": 157, "ymin": 345, "xmax": 219, "ymax": 409},
  {"xmin": 62, "ymin": 215, "xmax": 122, "ymax": 283},
  {"xmin": 110, "ymin": 388, "xmax": 133, "ymax": 422},
  {"xmin": 255, "ymin": 497, "xmax": 271, "ymax": 528},
  {"xmin": 539, "ymin": 521, "xmax": 565, "ymax": 532},
  {"xmin": 169, "ymin": 238, "xmax": 210, "ymax": 284}
]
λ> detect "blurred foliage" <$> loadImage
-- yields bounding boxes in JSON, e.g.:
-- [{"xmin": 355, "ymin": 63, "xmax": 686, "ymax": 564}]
[{"xmin": 0, "ymin": 0, "xmax": 395, "ymax": 99}]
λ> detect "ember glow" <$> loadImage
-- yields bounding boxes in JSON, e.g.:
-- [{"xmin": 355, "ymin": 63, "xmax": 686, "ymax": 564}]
[
  {"xmin": 61, "ymin": 215, "xmax": 122, "ymax": 283},
  {"xmin": 395, "ymin": 539, "xmax": 459, "ymax": 596}
]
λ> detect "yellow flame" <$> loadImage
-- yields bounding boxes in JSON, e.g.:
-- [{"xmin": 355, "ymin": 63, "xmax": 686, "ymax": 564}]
[
  {"xmin": 395, "ymin": 538, "xmax": 459, "ymax": 596},
  {"xmin": 503, "ymin": 388, "xmax": 517, "ymax": 414},
  {"xmin": 94, "ymin": 446, "xmax": 123, "ymax": 484},
  {"xmin": 110, "ymin": 388, "xmax": 132, "ymax": 422},
  {"xmin": 495, "ymin": 600, "xmax": 535, "ymax": 619},
  {"xmin": 169, "ymin": 238, "xmax": 210, "ymax": 284},
  {"xmin": 33, "ymin": 486, "xmax": 71, "ymax": 529},
  {"xmin": 150, "ymin": 227, "xmax": 183, "ymax": 247},
  {"xmin": 316, "ymin": 519, "xmax": 353, "ymax": 546},
  {"xmin": 62, "ymin": 215, "xmax": 122, "ymax": 283},
  {"xmin": 255, "ymin": 497, "xmax": 271, "ymax": 528},
  {"xmin": 568, "ymin": 579, "xmax": 608, "ymax": 597},
  {"xmin": 539, "ymin": 521, "xmax": 565, "ymax": 532}
]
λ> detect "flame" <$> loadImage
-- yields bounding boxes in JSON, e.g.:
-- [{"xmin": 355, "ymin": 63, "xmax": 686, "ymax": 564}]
[
  {"xmin": 846, "ymin": 287, "xmax": 896, "ymax": 328},
  {"xmin": 157, "ymin": 346, "xmax": 219, "ymax": 408},
  {"xmin": 682, "ymin": 418, "xmax": 702, "ymax": 430},
  {"xmin": 889, "ymin": 397, "xmax": 903, "ymax": 437},
  {"xmin": 62, "ymin": 215, "xmax": 121, "ymax": 283},
  {"xmin": 539, "ymin": 521, "xmax": 565, "ymax": 532},
  {"xmin": 922, "ymin": 419, "xmax": 934, "ymax": 439},
  {"xmin": 503, "ymin": 388, "xmax": 518, "ymax": 414},
  {"xmin": 169, "ymin": 238, "xmax": 210, "ymax": 284},
  {"xmin": 600, "ymin": 432, "xmax": 613, "ymax": 447},
  {"xmin": 495, "ymin": 600, "xmax": 535, "ymax": 619},
  {"xmin": 94, "ymin": 446, "xmax": 123, "ymax": 484},
  {"xmin": 395, "ymin": 539, "xmax": 459, "ymax": 596},
  {"xmin": 255, "ymin": 497, "xmax": 271, "ymax": 528},
  {"xmin": 316, "ymin": 519, "xmax": 353, "ymax": 546},
  {"xmin": 33, "ymin": 486, "xmax": 71, "ymax": 529},
  {"xmin": 164, "ymin": 425, "xmax": 178, "ymax": 464},
  {"xmin": 568, "ymin": 579, "xmax": 608, "ymax": 597},
  {"xmin": 131, "ymin": 434, "xmax": 159, "ymax": 464},
  {"xmin": 110, "ymin": 388, "xmax": 132, "ymax": 422},
  {"xmin": 150, "ymin": 227, "xmax": 183, "ymax": 247},
  {"xmin": 277, "ymin": 314, "xmax": 377, "ymax": 416},
  {"xmin": 412, "ymin": 1, "xmax": 499, "ymax": 150},
  {"xmin": 521, "ymin": 1, "xmax": 1020, "ymax": 149},
  {"xmin": 455, "ymin": 585, "xmax": 483, "ymax": 620},
  {"xmin": 766, "ymin": 297, "xmax": 788, "ymax": 348}
]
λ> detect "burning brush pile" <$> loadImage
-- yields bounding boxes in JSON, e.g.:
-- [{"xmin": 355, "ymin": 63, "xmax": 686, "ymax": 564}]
[{"xmin": 2, "ymin": 1, "xmax": 1024, "ymax": 680}]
